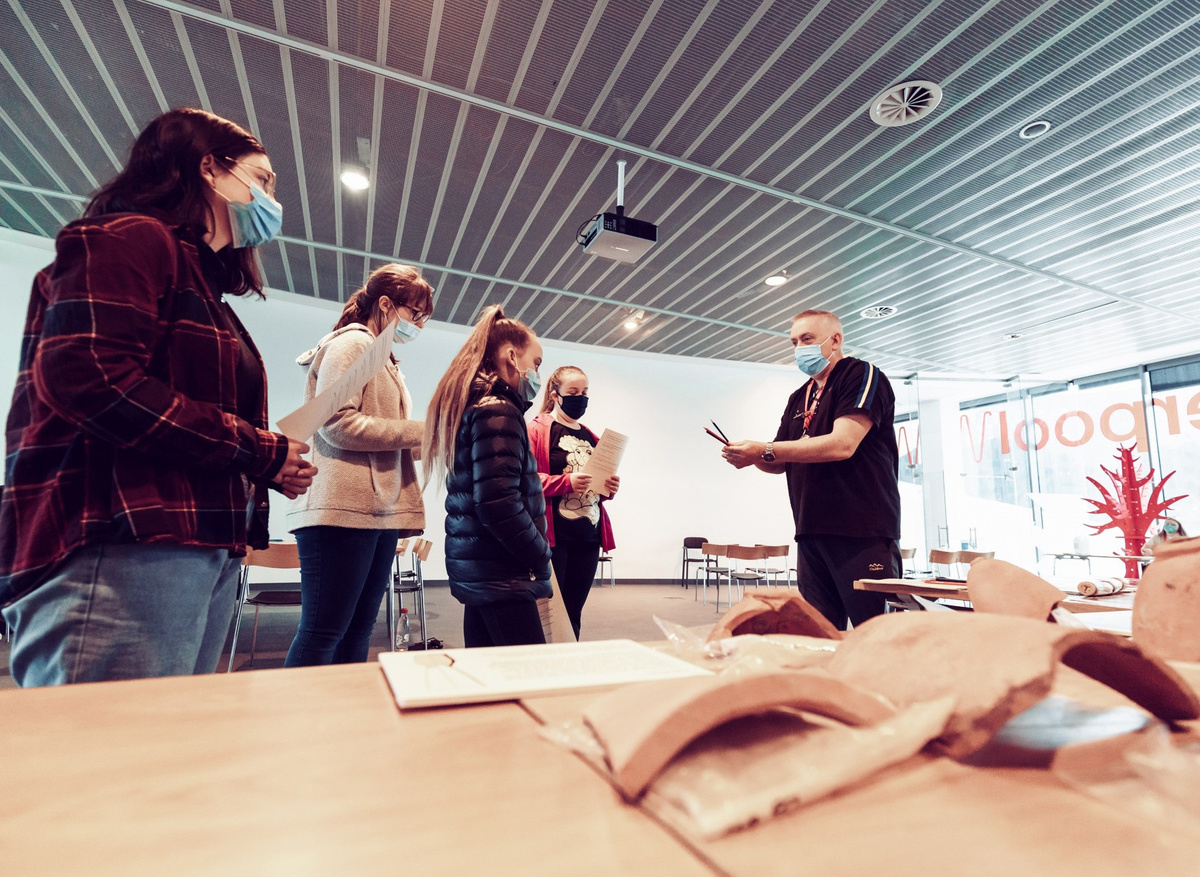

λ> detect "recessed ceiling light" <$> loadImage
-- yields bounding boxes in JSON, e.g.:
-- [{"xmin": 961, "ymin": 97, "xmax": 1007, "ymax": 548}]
[
  {"xmin": 1019, "ymin": 120, "xmax": 1052, "ymax": 140},
  {"xmin": 764, "ymin": 272, "xmax": 788, "ymax": 287},
  {"xmin": 1003, "ymin": 333, "xmax": 1023, "ymax": 340},
  {"xmin": 340, "ymin": 169, "xmax": 370, "ymax": 190},
  {"xmin": 869, "ymin": 80, "xmax": 943, "ymax": 127},
  {"xmin": 860, "ymin": 304, "xmax": 898, "ymax": 320}
]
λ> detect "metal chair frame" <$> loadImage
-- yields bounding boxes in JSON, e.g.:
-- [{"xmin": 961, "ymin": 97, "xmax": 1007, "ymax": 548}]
[
  {"xmin": 596, "ymin": 552, "xmax": 615, "ymax": 587},
  {"xmin": 387, "ymin": 538, "xmax": 432, "ymax": 649},
  {"xmin": 227, "ymin": 542, "xmax": 301, "ymax": 671},
  {"xmin": 680, "ymin": 536, "xmax": 708, "ymax": 588}
]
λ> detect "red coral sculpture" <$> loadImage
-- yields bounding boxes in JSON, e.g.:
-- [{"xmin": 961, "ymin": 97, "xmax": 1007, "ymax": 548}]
[{"xmin": 1083, "ymin": 446, "xmax": 1187, "ymax": 578}]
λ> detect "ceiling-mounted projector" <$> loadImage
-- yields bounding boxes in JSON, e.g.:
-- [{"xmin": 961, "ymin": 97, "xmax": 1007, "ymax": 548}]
[{"xmin": 577, "ymin": 159, "xmax": 657, "ymax": 263}]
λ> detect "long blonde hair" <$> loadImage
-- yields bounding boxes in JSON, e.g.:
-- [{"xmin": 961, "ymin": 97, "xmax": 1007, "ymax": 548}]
[
  {"xmin": 422, "ymin": 304, "xmax": 536, "ymax": 486},
  {"xmin": 538, "ymin": 365, "xmax": 587, "ymax": 414}
]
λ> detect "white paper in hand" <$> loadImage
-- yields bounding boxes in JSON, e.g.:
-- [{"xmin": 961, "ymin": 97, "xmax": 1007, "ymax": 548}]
[{"xmin": 581, "ymin": 428, "xmax": 628, "ymax": 497}]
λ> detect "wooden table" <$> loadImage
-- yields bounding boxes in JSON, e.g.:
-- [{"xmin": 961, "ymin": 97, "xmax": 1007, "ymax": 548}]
[
  {"xmin": 0, "ymin": 665, "xmax": 709, "ymax": 877},
  {"xmin": 3, "ymin": 657, "xmax": 1199, "ymax": 875},
  {"xmin": 854, "ymin": 577, "xmax": 1136, "ymax": 614}
]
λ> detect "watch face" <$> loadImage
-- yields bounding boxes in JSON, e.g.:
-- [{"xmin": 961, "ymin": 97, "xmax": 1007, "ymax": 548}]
[{"xmin": 762, "ymin": 451, "xmax": 775, "ymax": 462}]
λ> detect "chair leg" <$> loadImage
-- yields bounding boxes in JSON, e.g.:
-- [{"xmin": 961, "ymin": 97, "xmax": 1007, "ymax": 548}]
[
  {"xmin": 226, "ymin": 569, "xmax": 249, "ymax": 672},
  {"xmin": 386, "ymin": 573, "xmax": 396, "ymax": 651},
  {"xmin": 248, "ymin": 606, "xmax": 262, "ymax": 669},
  {"xmin": 416, "ymin": 559, "xmax": 427, "ymax": 647}
]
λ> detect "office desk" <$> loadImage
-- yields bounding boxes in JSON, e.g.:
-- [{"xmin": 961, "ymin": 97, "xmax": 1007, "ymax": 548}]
[{"xmin": 4, "ymin": 659, "xmax": 1200, "ymax": 876}]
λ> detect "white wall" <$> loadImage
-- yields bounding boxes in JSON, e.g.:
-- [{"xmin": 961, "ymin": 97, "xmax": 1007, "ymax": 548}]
[{"xmin": 1, "ymin": 229, "xmax": 799, "ymax": 581}]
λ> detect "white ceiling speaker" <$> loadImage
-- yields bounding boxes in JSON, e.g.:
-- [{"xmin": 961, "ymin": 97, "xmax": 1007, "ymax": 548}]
[
  {"xmin": 859, "ymin": 304, "xmax": 898, "ymax": 319},
  {"xmin": 869, "ymin": 80, "xmax": 943, "ymax": 127}
]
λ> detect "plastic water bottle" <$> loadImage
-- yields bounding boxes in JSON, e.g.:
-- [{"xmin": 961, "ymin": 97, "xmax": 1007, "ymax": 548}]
[{"xmin": 395, "ymin": 608, "xmax": 411, "ymax": 650}]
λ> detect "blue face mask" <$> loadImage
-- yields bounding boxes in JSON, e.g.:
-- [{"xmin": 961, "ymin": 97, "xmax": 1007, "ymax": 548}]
[
  {"xmin": 794, "ymin": 338, "xmax": 831, "ymax": 376},
  {"xmin": 393, "ymin": 320, "xmax": 421, "ymax": 344},
  {"xmin": 225, "ymin": 183, "xmax": 283, "ymax": 249},
  {"xmin": 519, "ymin": 367, "xmax": 542, "ymax": 403}
]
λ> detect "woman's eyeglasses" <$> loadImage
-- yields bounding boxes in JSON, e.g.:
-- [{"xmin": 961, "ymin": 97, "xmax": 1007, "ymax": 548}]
[{"xmin": 223, "ymin": 156, "xmax": 277, "ymax": 198}]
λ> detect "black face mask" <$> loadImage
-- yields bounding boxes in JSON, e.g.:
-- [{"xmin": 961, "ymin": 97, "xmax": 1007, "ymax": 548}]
[{"xmin": 559, "ymin": 394, "xmax": 589, "ymax": 420}]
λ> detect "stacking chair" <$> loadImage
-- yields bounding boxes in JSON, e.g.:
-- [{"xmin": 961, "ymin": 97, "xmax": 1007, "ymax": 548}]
[
  {"xmin": 596, "ymin": 552, "xmax": 615, "ymax": 587},
  {"xmin": 680, "ymin": 536, "xmax": 709, "ymax": 587},
  {"xmin": 750, "ymin": 544, "xmax": 793, "ymax": 588},
  {"xmin": 900, "ymin": 547, "xmax": 917, "ymax": 577},
  {"xmin": 694, "ymin": 542, "xmax": 731, "ymax": 605},
  {"xmin": 387, "ymin": 538, "xmax": 432, "ymax": 649},
  {"xmin": 928, "ymin": 549, "xmax": 961, "ymax": 578},
  {"xmin": 227, "ymin": 541, "xmax": 301, "ymax": 671},
  {"xmin": 726, "ymin": 544, "xmax": 772, "ymax": 608}
]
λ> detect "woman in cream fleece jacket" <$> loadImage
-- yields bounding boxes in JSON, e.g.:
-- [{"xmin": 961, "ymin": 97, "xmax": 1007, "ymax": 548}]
[{"xmin": 284, "ymin": 264, "xmax": 433, "ymax": 666}]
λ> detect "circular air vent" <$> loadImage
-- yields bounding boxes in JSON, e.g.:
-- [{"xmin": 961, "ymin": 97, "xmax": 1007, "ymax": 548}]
[
  {"xmin": 869, "ymin": 80, "xmax": 943, "ymax": 127},
  {"xmin": 860, "ymin": 304, "xmax": 898, "ymax": 320}
]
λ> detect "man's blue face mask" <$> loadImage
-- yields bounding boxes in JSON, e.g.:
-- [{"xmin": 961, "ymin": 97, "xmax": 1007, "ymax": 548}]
[{"xmin": 794, "ymin": 336, "xmax": 832, "ymax": 376}]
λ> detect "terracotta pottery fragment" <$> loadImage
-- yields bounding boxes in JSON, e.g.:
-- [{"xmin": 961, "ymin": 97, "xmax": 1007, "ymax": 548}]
[
  {"xmin": 1133, "ymin": 535, "xmax": 1200, "ymax": 662},
  {"xmin": 707, "ymin": 589, "xmax": 842, "ymax": 643},
  {"xmin": 967, "ymin": 559, "xmax": 1064, "ymax": 621},
  {"xmin": 823, "ymin": 611, "xmax": 1200, "ymax": 759},
  {"xmin": 582, "ymin": 670, "xmax": 894, "ymax": 799}
]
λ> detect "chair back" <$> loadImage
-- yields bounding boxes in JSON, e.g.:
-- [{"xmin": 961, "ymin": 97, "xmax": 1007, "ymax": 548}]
[
  {"xmin": 900, "ymin": 547, "xmax": 917, "ymax": 560},
  {"xmin": 683, "ymin": 536, "xmax": 708, "ymax": 551},
  {"xmin": 413, "ymin": 539, "xmax": 434, "ymax": 562},
  {"xmin": 727, "ymin": 544, "xmax": 768, "ymax": 562},
  {"xmin": 958, "ymin": 550, "xmax": 994, "ymax": 565},
  {"xmin": 928, "ymin": 549, "xmax": 960, "ymax": 566},
  {"xmin": 396, "ymin": 538, "xmax": 412, "ymax": 557},
  {"xmin": 700, "ymin": 542, "xmax": 728, "ymax": 558},
  {"xmin": 243, "ymin": 542, "xmax": 300, "ymax": 570},
  {"xmin": 757, "ymin": 544, "xmax": 790, "ymax": 562}
]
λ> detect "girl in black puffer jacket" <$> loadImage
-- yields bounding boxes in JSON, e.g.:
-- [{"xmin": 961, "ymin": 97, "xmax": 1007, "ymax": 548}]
[{"xmin": 423, "ymin": 305, "xmax": 551, "ymax": 647}]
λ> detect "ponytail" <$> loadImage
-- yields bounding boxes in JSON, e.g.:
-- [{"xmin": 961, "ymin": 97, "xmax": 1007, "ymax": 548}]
[{"xmin": 423, "ymin": 304, "xmax": 535, "ymax": 486}]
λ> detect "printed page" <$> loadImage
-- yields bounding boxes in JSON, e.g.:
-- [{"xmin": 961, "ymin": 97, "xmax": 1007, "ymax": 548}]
[
  {"xmin": 580, "ymin": 428, "xmax": 628, "ymax": 497},
  {"xmin": 275, "ymin": 318, "xmax": 395, "ymax": 441},
  {"xmin": 378, "ymin": 639, "xmax": 711, "ymax": 710}
]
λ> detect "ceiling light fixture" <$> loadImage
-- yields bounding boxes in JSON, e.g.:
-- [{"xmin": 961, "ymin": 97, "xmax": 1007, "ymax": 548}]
[
  {"xmin": 340, "ymin": 168, "xmax": 370, "ymax": 190},
  {"xmin": 869, "ymin": 80, "xmax": 943, "ymax": 127},
  {"xmin": 623, "ymin": 308, "xmax": 646, "ymax": 331},
  {"xmin": 764, "ymin": 271, "xmax": 788, "ymax": 287},
  {"xmin": 1019, "ymin": 120, "xmax": 1052, "ymax": 140},
  {"xmin": 859, "ymin": 304, "xmax": 898, "ymax": 320},
  {"xmin": 1003, "ymin": 333, "xmax": 1023, "ymax": 340}
]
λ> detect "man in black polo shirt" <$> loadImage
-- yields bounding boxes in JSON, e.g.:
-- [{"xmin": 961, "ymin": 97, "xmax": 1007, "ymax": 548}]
[{"xmin": 721, "ymin": 309, "xmax": 901, "ymax": 629}]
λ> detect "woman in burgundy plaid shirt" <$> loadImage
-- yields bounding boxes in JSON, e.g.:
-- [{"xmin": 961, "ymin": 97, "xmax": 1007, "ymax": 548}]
[{"xmin": 0, "ymin": 109, "xmax": 315, "ymax": 686}]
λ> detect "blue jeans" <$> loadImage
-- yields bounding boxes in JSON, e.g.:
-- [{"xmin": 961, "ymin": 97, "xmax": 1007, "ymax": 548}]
[
  {"xmin": 284, "ymin": 526, "xmax": 399, "ymax": 666},
  {"xmin": 2, "ymin": 542, "xmax": 241, "ymax": 687}
]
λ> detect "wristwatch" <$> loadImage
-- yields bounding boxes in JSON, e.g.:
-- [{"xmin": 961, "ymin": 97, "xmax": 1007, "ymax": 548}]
[{"xmin": 761, "ymin": 441, "xmax": 776, "ymax": 463}]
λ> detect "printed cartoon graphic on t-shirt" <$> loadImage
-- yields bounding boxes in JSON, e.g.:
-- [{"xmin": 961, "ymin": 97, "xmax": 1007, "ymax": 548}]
[{"xmin": 557, "ymin": 434, "xmax": 600, "ymax": 525}]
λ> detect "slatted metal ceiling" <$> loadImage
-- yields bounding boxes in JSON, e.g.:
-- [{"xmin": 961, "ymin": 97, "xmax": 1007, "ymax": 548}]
[{"xmin": 4, "ymin": 0, "xmax": 1200, "ymax": 379}]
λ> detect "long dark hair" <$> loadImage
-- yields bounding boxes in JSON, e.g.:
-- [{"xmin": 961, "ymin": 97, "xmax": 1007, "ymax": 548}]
[
  {"xmin": 85, "ymin": 108, "xmax": 269, "ymax": 297},
  {"xmin": 422, "ymin": 304, "xmax": 536, "ymax": 486},
  {"xmin": 333, "ymin": 263, "xmax": 434, "ymax": 331}
]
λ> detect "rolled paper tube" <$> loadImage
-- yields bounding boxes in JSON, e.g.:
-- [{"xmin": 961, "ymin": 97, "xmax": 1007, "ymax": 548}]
[{"xmin": 1077, "ymin": 577, "xmax": 1127, "ymax": 597}]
